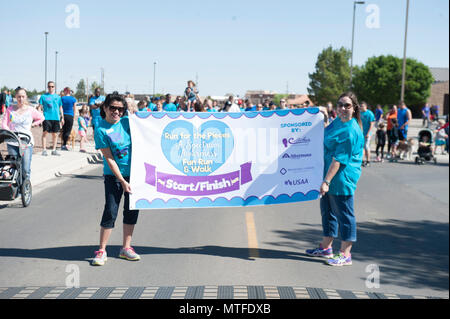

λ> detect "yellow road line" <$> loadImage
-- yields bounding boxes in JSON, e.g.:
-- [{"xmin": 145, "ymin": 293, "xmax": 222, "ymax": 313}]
[{"xmin": 245, "ymin": 212, "xmax": 259, "ymax": 258}]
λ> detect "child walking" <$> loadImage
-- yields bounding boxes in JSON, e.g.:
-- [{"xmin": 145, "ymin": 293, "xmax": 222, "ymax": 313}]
[
  {"xmin": 78, "ymin": 106, "xmax": 89, "ymax": 152},
  {"xmin": 389, "ymin": 118, "xmax": 400, "ymax": 160},
  {"xmin": 375, "ymin": 122, "xmax": 387, "ymax": 162},
  {"xmin": 91, "ymin": 93, "xmax": 140, "ymax": 266}
]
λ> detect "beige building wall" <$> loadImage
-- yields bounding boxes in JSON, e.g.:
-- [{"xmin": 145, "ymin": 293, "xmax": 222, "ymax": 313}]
[{"xmin": 427, "ymin": 81, "xmax": 449, "ymax": 115}]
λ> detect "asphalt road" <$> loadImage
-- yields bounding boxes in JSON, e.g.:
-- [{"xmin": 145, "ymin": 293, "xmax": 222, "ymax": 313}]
[{"xmin": 0, "ymin": 159, "xmax": 448, "ymax": 298}]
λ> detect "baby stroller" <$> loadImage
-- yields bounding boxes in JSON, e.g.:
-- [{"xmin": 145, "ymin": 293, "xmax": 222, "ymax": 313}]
[
  {"xmin": 0, "ymin": 130, "xmax": 32, "ymax": 207},
  {"xmin": 415, "ymin": 129, "xmax": 437, "ymax": 165}
]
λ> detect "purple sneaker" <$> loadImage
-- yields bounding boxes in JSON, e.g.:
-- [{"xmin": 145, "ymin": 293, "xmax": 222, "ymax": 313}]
[
  {"xmin": 306, "ymin": 245, "xmax": 334, "ymax": 258},
  {"xmin": 326, "ymin": 253, "xmax": 352, "ymax": 266}
]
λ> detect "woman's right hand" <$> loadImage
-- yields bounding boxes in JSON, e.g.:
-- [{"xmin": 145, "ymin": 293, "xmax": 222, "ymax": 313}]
[{"xmin": 120, "ymin": 179, "xmax": 132, "ymax": 194}]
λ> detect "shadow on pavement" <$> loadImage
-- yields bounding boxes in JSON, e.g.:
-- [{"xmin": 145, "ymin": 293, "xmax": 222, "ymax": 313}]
[
  {"xmin": 55, "ymin": 173, "xmax": 103, "ymax": 180},
  {"xmin": 0, "ymin": 244, "xmax": 327, "ymax": 265},
  {"xmin": 268, "ymin": 219, "xmax": 449, "ymax": 292}
]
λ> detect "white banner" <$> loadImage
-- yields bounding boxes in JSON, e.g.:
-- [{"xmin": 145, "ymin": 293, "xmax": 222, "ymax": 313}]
[{"xmin": 129, "ymin": 109, "xmax": 324, "ymax": 209}]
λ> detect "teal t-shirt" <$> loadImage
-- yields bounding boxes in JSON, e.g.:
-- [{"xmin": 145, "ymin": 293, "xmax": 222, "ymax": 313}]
[
  {"xmin": 323, "ymin": 117, "xmax": 364, "ymax": 196},
  {"xmin": 94, "ymin": 116, "xmax": 132, "ymax": 177},
  {"xmin": 163, "ymin": 103, "xmax": 177, "ymax": 112},
  {"xmin": 39, "ymin": 93, "xmax": 62, "ymax": 120},
  {"xmin": 78, "ymin": 116, "xmax": 87, "ymax": 132},
  {"xmin": 360, "ymin": 110, "xmax": 375, "ymax": 136}
]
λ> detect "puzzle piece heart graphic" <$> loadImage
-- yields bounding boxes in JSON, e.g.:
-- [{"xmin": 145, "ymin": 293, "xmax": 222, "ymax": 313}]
[{"xmin": 160, "ymin": 120, "xmax": 234, "ymax": 176}]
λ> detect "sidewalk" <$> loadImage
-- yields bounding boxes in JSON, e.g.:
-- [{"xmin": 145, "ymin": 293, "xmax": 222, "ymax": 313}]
[
  {"xmin": 369, "ymin": 118, "xmax": 449, "ymax": 164},
  {"xmin": 29, "ymin": 123, "xmax": 101, "ymax": 187}
]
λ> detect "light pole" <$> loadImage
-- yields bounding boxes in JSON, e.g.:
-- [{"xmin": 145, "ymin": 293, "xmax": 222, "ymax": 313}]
[
  {"xmin": 350, "ymin": 1, "xmax": 365, "ymax": 87},
  {"xmin": 153, "ymin": 62, "xmax": 156, "ymax": 96},
  {"xmin": 101, "ymin": 67, "xmax": 105, "ymax": 95},
  {"xmin": 400, "ymin": 0, "xmax": 410, "ymax": 103},
  {"xmin": 44, "ymin": 32, "xmax": 48, "ymax": 90},
  {"xmin": 55, "ymin": 51, "xmax": 58, "ymax": 92}
]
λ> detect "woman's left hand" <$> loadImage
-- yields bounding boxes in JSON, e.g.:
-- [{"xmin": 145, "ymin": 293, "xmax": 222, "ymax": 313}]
[{"xmin": 320, "ymin": 182, "xmax": 329, "ymax": 196}]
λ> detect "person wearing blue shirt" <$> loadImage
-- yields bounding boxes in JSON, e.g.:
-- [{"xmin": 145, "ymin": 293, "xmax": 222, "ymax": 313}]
[
  {"xmin": 422, "ymin": 103, "xmax": 431, "ymax": 128},
  {"xmin": 374, "ymin": 104, "xmax": 383, "ymax": 127},
  {"xmin": 60, "ymin": 87, "xmax": 77, "ymax": 150},
  {"xmin": 5, "ymin": 90, "xmax": 12, "ymax": 107},
  {"xmin": 38, "ymin": 81, "xmax": 64, "ymax": 156},
  {"xmin": 397, "ymin": 101, "xmax": 412, "ymax": 141},
  {"xmin": 360, "ymin": 102, "xmax": 375, "ymax": 167},
  {"xmin": 89, "ymin": 87, "xmax": 105, "ymax": 133},
  {"xmin": 306, "ymin": 91, "xmax": 364, "ymax": 267},
  {"xmin": 244, "ymin": 99, "xmax": 256, "ymax": 111},
  {"xmin": 163, "ymin": 94, "xmax": 177, "ymax": 112},
  {"xmin": 92, "ymin": 93, "xmax": 140, "ymax": 266}
]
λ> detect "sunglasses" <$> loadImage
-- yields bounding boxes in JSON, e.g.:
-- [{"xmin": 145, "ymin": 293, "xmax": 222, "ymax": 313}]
[
  {"xmin": 48, "ymin": 86, "xmax": 55, "ymax": 88},
  {"xmin": 337, "ymin": 102, "xmax": 353, "ymax": 109},
  {"xmin": 108, "ymin": 105, "xmax": 125, "ymax": 112}
]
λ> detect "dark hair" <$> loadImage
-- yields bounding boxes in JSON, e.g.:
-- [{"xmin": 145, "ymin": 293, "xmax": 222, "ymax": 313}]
[
  {"xmin": 15, "ymin": 86, "xmax": 26, "ymax": 94},
  {"xmin": 338, "ymin": 91, "xmax": 362, "ymax": 129},
  {"xmin": 194, "ymin": 100, "xmax": 205, "ymax": 112},
  {"xmin": 100, "ymin": 93, "xmax": 128, "ymax": 118}
]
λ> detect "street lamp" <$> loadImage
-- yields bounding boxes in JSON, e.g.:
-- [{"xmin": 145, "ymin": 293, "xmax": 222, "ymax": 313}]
[
  {"xmin": 44, "ymin": 32, "xmax": 48, "ymax": 90},
  {"xmin": 153, "ymin": 62, "xmax": 156, "ymax": 95},
  {"xmin": 350, "ymin": 1, "xmax": 365, "ymax": 87},
  {"xmin": 55, "ymin": 51, "xmax": 58, "ymax": 92},
  {"xmin": 400, "ymin": 0, "xmax": 410, "ymax": 103}
]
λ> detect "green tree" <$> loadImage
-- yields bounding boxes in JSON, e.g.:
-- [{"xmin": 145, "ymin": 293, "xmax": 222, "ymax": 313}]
[
  {"xmin": 307, "ymin": 46, "xmax": 351, "ymax": 106},
  {"xmin": 272, "ymin": 94, "xmax": 288, "ymax": 107},
  {"xmin": 353, "ymin": 55, "xmax": 434, "ymax": 108},
  {"xmin": 75, "ymin": 79, "xmax": 86, "ymax": 101},
  {"xmin": 90, "ymin": 81, "xmax": 100, "ymax": 96}
]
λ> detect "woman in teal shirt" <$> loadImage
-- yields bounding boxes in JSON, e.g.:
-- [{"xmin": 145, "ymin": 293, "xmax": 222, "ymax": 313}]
[
  {"xmin": 306, "ymin": 92, "xmax": 364, "ymax": 266},
  {"xmin": 91, "ymin": 93, "xmax": 140, "ymax": 266}
]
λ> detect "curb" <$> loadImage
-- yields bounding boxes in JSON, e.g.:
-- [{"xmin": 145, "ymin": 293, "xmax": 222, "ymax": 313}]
[{"xmin": 0, "ymin": 285, "xmax": 445, "ymax": 300}]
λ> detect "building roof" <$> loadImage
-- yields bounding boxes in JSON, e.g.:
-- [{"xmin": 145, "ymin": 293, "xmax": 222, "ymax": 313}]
[
  {"xmin": 287, "ymin": 94, "xmax": 312, "ymax": 106},
  {"xmin": 430, "ymin": 67, "xmax": 449, "ymax": 83}
]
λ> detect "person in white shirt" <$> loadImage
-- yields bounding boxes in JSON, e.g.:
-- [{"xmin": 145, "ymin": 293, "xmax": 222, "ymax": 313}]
[{"xmin": 223, "ymin": 96, "xmax": 241, "ymax": 112}]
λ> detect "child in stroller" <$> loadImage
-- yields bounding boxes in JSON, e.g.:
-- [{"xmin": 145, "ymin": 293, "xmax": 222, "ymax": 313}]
[
  {"xmin": 415, "ymin": 129, "xmax": 437, "ymax": 164},
  {"xmin": 0, "ymin": 130, "xmax": 32, "ymax": 207}
]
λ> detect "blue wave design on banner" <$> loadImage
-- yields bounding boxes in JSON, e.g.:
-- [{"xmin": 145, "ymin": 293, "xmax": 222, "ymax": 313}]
[
  {"xmin": 135, "ymin": 190, "xmax": 320, "ymax": 209},
  {"xmin": 134, "ymin": 108, "xmax": 320, "ymax": 120}
]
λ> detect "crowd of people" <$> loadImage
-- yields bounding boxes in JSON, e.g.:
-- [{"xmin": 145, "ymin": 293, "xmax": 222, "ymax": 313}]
[
  {"xmin": 1, "ymin": 82, "xmax": 448, "ymax": 269},
  {"xmin": 1, "ymin": 80, "xmax": 448, "ymax": 166}
]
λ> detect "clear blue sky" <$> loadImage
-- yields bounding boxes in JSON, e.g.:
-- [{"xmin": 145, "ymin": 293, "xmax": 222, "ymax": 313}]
[{"xmin": 0, "ymin": 0, "xmax": 448, "ymax": 97}]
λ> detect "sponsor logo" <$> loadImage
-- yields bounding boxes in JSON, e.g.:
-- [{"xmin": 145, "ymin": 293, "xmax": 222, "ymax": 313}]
[
  {"xmin": 282, "ymin": 153, "xmax": 311, "ymax": 159},
  {"xmin": 284, "ymin": 178, "xmax": 309, "ymax": 186},
  {"xmin": 280, "ymin": 167, "xmax": 314, "ymax": 175},
  {"xmin": 282, "ymin": 137, "xmax": 311, "ymax": 148}
]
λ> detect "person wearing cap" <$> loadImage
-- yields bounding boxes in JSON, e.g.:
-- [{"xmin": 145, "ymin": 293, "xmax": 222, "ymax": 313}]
[{"xmin": 61, "ymin": 87, "xmax": 77, "ymax": 150}]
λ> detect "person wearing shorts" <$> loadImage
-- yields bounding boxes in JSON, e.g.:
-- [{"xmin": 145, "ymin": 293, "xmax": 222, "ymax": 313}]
[
  {"xmin": 78, "ymin": 106, "xmax": 89, "ymax": 152},
  {"xmin": 91, "ymin": 93, "xmax": 140, "ymax": 266},
  {"xmin": 397, "ymin": 101, "xmax": 412, "ymax": 141},
  {"xmin": 360, "ymin": 101, "xmax": 375, "ymax": 167},
  {"xmin": 39, "ymin": 81, "xmax": 64, "ymax": 156}
]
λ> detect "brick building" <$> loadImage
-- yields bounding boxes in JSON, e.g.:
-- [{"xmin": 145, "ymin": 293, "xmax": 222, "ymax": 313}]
[
  {"xmin": 428, "ymin": 67, "xmax": 449, "ymax": 116},
  {"xmin": 244, "ymin": 90, "xmax": 313, "ymax": 107}
]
